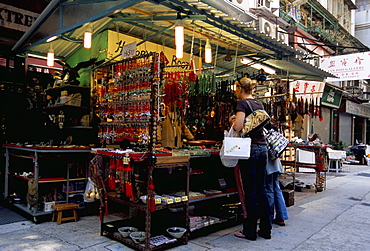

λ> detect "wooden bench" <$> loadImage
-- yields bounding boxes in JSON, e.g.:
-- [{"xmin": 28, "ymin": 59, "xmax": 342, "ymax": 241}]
[{"xmin": 51, "ymin": 203, "xmax": 79, "ymax": 225}]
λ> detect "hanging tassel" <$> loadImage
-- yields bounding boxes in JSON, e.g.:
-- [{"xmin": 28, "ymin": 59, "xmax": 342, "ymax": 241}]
[
  {"xmin": 104, "ymin": 196, "xmax": 109, "ymax": 216},
  {"xmin": 100, "ymin": 205, "xmax": 103, "ymax": 221},
  {"xmin": 109, "ymin": 158, "xmax": 115, "ymax": 169},
  {"xmin": 148, "ymin": 176, "xmax": 155, "ymax": 212}
]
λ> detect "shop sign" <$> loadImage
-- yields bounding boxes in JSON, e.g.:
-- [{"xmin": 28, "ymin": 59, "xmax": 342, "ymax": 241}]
[
  {"xmin": 319, "ymin": 52, "xmax": 370, "ymax": 82},
  {"xmin": 321, "ymin": 85, "xmax": 342, "ymax": 108},
  {"xmin": 0, "ymin": 4, "xmax": 39, "ymax": 32},
  {"xmin": 27, "ymin": 57, "xmax": 63, "ymax": 75},
  {"xmin": 345, "ymin": 100, "xmax": 370, "ymax": 118},
  {"xmin": 122, "ymin": 42, "xmax": 137, "ymax": 59},
  {"xmin": 108, "ymin": 30, "xmax": 199, "ymax": 69},
  {"xmin": 289, "ymin": 80, "xmax": 324, "ymax": 101}
]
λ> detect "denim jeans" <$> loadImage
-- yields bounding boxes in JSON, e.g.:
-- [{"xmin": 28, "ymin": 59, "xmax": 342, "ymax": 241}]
[
  {"xmin": 239, "ymin": 145, "xmax": 272, "ymax": 238},
  {"xmin": 266, "ymin": 172, "xmax": 290, "ymax": 222}
]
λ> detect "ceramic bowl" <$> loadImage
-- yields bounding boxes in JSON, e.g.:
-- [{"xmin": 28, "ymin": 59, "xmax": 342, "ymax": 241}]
[
  {"xmin": 118, "ymin": 227, "xmax": 138, "ymax": 238},
  {"xmin": 129, "ymin": 231, "xmax": 146, "ymax": 243},
  {"xmin": 166, "ymin": 227, "xmax": 186, "ymax": 238}
]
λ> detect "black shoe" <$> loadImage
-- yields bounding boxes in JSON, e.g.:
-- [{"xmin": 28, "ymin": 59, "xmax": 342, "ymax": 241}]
[
  {"xmin": 258, "ymin": 230, "xmax": 271, "ymax": 239},
  {"xmin": 273, "ymin": 219, "xmax": 285, "ymax": 226}
]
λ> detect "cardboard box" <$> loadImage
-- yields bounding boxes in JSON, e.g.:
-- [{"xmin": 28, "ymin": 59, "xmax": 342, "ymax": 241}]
[{"xmin": 282, "ymin": 189, "xmax": 294, "ymax": 207}]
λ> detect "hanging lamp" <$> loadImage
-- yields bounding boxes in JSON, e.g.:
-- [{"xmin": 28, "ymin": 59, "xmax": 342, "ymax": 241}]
[
  {"xmin": 47, "ymin": 43, "xmax": 54, "ymax": 67},
  {"xmin": 205, "ymin": 39, "xmax": 212, "ymax": 64},
  {"xmin": 175, "ymin": 12, "xmax": 184, "ymax": 58},
  {"xmin": 84, "ymin": 24, "xmax": 92, "ymax": 49}
]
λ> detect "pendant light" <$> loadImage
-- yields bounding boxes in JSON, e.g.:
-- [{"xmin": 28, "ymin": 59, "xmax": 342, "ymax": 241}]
[
  {"xmin": 175, "ymin": 12, "xmax": 184, "ymax": 59},
  {"xmin": 84, "ymin": 24, "xmax": 92, "ymax": 49},
  {"xmin": 176, "ymin": 45, "xmax": 184, "ymax": 59},
  {"xmin": 205, "ymin": 39, "xmax": 212, "ymax": 64},
  {"xmin": 47, "ymin": 43, "xmax": 54, "ymax": 67}
]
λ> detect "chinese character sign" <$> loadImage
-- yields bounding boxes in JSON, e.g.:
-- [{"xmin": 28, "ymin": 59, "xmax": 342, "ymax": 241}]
[
  {"xmin": 290, "ymin": 80, "xmax": 324, "ymax": 101},
  {"xmin": 319, "ymin": 52, "xmax": 370, "ymax": 81}
]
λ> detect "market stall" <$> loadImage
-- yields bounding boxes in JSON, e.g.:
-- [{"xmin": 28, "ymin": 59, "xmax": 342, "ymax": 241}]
[{"xmin": 7, "ymin": 0, "xmax": 337, "ymax": 250}]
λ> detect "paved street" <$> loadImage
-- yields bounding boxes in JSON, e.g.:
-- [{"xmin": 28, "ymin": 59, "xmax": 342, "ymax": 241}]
[{"xmin": 1, "ymin": 164, "xmax": 370, "ymax": 251}]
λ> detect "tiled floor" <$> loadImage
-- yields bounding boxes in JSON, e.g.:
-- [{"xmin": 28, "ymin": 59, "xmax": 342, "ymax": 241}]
[{"xmin": 0, "ymin": 205, "xmax": 27, "ymax": 225}]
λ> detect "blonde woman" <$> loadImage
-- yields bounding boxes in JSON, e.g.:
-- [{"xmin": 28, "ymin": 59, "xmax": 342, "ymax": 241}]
[{"xmin": 230, "ymin": 77, "xmax": 272, "ymax": 240}]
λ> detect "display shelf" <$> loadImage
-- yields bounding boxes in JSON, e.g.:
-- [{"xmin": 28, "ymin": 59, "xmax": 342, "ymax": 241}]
[
  {"xmin": 189, "ymin": 192, "xmax": 238, "ymax": 203},
  {"xmin": 108, "ymin": 196, "xmax": 188, "ymax": 211},
  {"xmin": 46, "ymin": 104, "xmax": 88, "ymax": 109},
  {"xmin": 4, "ymin": 145, "xmax": 90, "ymax": 222},
  {"xmin": 101, "ymin": 219, "xmax": 187, "ymax": 251},
  {"xmin": 45, "ymin": 85, "xmax": 90, "ymax": 95},
  {"xmin": 189, "ymin": 217, "xmax": 228, "ymax": 232},
  {"xmin": 65, "ymin": 126, "xmax": 93, "ymax": 129},
  {"xmin": 13, "ymin": 176, "xmax": 86, "ymax": 183},
  {"xmin": 13, "ymin": 203, "xmax": 52, "ymax": 217},
  {"xmin": 68, "ymin": 190, "xmax": 85, "ymax": 194},
  {"xmin": 95, "ymin": 154, "xmax": 190, "ymax": 250}
]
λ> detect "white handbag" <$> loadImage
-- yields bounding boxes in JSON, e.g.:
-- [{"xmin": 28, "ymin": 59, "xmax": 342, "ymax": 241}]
[{"xmin": 220, "ymin": 126, "xmax": 252, "ymax": 167}]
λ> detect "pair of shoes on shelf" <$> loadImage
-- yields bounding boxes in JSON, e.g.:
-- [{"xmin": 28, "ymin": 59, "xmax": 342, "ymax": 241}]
[
  {"xmin": 257, "ymin": 230, "xmax": 271, "ymax": 239},
  {"xmin": 234, "ymin": 231, "xmax": 256, "ymax": 241},
  {"xmin": 273, "ymin": 219, "xmax": 286, "ymax": 226}
]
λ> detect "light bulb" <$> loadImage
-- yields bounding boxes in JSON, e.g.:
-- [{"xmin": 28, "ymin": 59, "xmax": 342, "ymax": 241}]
[
  {"xmin": 175, "ymin": 13, "xmax": 184, "ymax": 47},
  {"xmin": 84, "ymin": 25, "xmax": 92, "ymax": 49},
  {"xmin": 47, "ymin": 46, "xmax": 54, "ymax": 67},
  {"xmin": 176, "ymin": 45, "xmax": 183, "ymax": 59},
  {"xmin": 205, "ymin": 39, "xmax": 212, "ymax": 64}
]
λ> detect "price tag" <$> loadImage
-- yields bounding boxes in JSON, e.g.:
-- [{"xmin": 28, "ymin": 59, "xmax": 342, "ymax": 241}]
[
  {"xmin": 122, "ymin": 42, "xmax": 137, "ymax": 59},
  {"xmin": 123, "ymin": 157, "xmax": 130, "ymax": 165},
  {"xmin": 218, "ymin": 178, "xmax": 227, "ymax": 189}
]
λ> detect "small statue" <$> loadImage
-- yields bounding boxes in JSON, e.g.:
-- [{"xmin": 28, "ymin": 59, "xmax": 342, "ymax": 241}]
[{"xmin": 59, "ymin": 58, "xmax": 98, "ymax": 85}]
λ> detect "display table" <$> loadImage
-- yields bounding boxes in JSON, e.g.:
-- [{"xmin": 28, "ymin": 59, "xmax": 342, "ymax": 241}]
[
  {"xmin": 3, "ymin": 144, "xmax": 91, "ymax": 222},
  {"xmin": 281, "ymin": 144, "xmax": 328, "ymax": 191}
]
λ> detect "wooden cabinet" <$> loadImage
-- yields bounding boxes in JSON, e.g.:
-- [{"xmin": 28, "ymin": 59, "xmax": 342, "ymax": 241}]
[{"xmin": 3, "ymin": 145, "xmax": 90, "ymax": 222}]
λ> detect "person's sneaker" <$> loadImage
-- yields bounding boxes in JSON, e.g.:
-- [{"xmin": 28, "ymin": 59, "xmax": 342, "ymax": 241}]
[
  {"xmin": 257, "ymin": 230, "xmax": 271, "ymax": 239},
  {"xmin": 273, "ymin": 219, "xmax": 285, "ymax": 226}
]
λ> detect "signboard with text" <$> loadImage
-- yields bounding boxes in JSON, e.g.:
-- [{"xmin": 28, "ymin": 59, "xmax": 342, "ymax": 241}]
[
  {"xmin": 0, "ymin": 4, "xmax": 39, "ymax": 32},
  {"xmin": 319, "ymin": 52, "xmax": 370, "ymax": 82},
  {"xmin": 289, "ymin": 80, "xmax": 324, "ymax": 101},
  {"xmin": 321, "ymin": 85, "xmax": 342, "ymax": 108},
  {"xmin": 122, "ymin": 42, "xmax": 137, "ymax": 59},
  {"xmin": 346, "ymin": 100, "xmax": 370, "ymax": 118},
  {"xmin": 108, "ymin": 30, "xmax": 199, "ymax": 70}
]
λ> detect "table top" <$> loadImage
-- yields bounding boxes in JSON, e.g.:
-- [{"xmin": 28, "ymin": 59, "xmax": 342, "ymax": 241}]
[{"xmin": 3, "ymin": 144, "xmax": 91, "ymax": 153}]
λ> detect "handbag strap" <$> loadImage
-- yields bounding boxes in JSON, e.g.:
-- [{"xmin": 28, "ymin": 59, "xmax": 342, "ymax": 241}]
[{"xmin": 245, "ymin": 99, "xmax": 256, "ymax": 116}]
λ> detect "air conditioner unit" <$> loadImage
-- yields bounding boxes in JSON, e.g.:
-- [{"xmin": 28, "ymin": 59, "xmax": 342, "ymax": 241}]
[
  {"xmin": 277, "ymin": 28, "xmax": 289, "ymax": 45},
  {"xmin": 228, "ymin": 0, "xmax": 249, "ymax": 12},
  {"xmin": 258, "ymin": 17, "xmax": 276, "ymax": 39}
]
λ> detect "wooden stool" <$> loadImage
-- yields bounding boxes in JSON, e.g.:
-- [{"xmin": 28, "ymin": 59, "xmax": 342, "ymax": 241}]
[{"xmin": 51, "ymin": 203, "xmax": 79, "ymax": 225}]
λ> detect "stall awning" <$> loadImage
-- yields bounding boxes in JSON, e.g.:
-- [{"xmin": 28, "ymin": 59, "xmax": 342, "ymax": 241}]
[
  {"xmin": 12, "ymin": 0, "xmax": 333, "ymax": 80},
  {"xmin": 264, "ymin": 57, "xmax": 337, "ymax": 80}
]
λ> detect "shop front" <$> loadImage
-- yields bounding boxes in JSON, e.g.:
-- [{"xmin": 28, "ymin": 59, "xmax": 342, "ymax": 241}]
[{"xmin": 342, "ymin": 100, "xmax": 370, "ymax": 145}]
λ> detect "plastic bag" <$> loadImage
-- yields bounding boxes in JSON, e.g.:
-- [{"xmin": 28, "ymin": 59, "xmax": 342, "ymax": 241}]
[
  {"xmin": 84, "ymin": 178, "xmax": 99, "ymax": 202},
  {"xmin": 220, "ymin": 126, "xmax": 251, "ymax": 167}
]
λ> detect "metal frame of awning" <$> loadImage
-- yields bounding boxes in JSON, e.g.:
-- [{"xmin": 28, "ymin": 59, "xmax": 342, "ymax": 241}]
[{"xmin": 12, "ymin": 0, "xmax": 334, "ymax": 80}]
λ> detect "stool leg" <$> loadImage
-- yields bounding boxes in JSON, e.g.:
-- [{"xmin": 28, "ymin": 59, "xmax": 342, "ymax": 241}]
[
  {"xmin": 57, "ymin": 211, "xmax": 62, "ymax": 225},
  {"xmin": 73, "ymin": 209, "xmax": 78, "ymax": 222}
]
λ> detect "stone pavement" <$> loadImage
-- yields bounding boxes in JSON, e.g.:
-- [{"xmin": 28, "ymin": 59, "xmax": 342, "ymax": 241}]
[{"xmin": 1, "ymin": 164, "xmax": 370, "ymax": 251}]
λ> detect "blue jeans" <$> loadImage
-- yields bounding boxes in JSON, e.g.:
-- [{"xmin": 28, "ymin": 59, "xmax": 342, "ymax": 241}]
[
  {"xmin": 239, "ymin": 145, "xmax": 272, "ymax": 238},
  {"xmin": 266, "ymin": 172, "xmax": 289, "ymax": 222}
]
